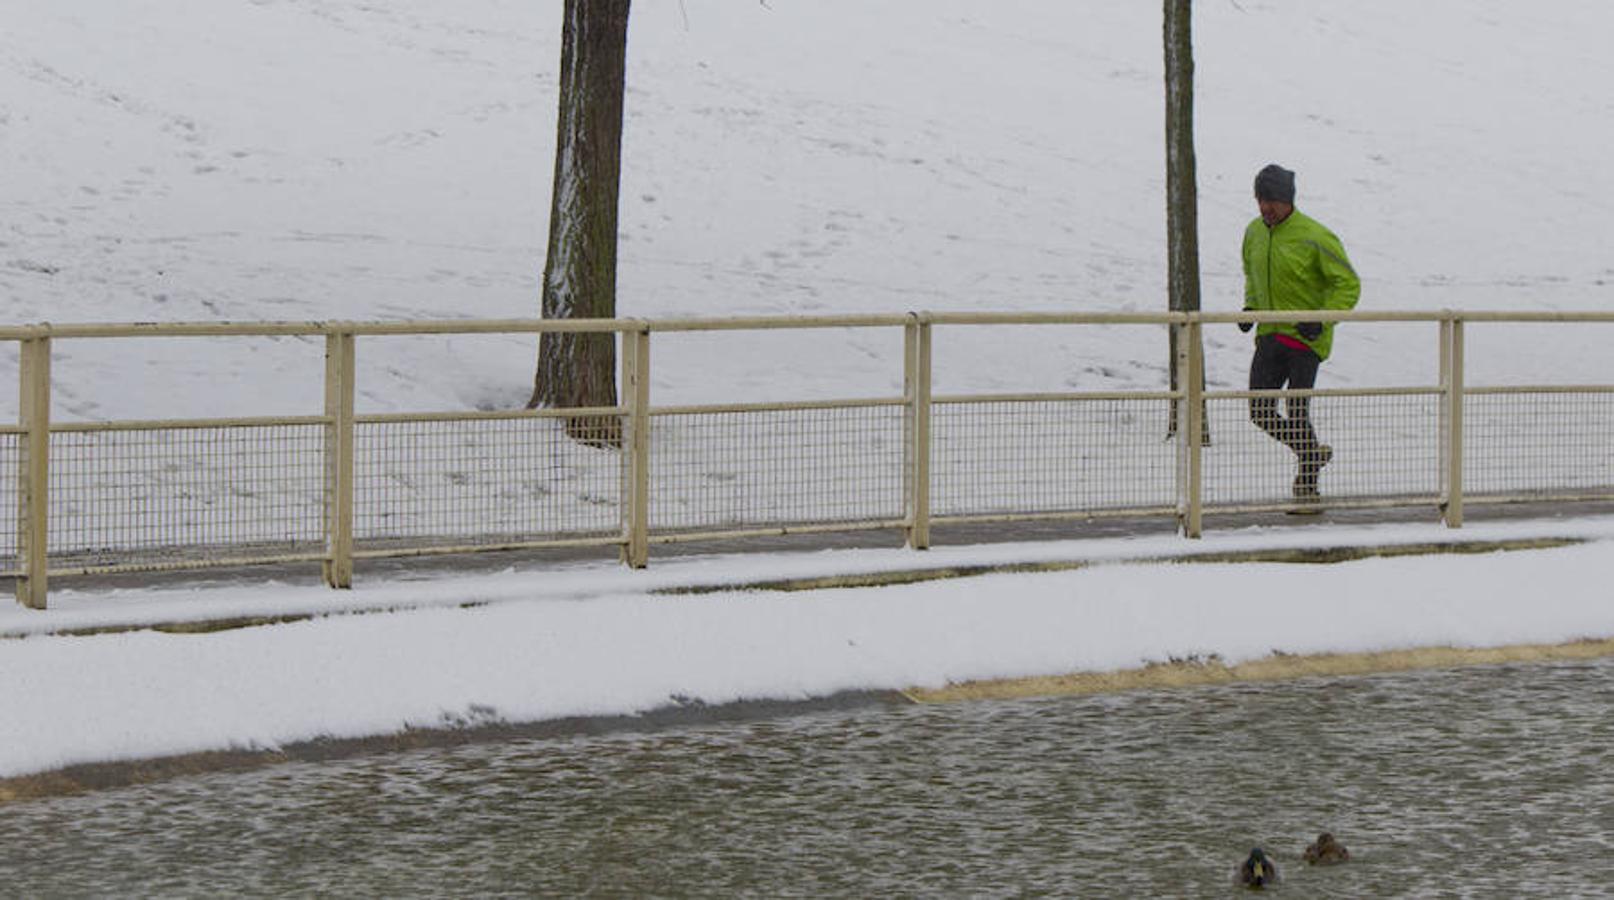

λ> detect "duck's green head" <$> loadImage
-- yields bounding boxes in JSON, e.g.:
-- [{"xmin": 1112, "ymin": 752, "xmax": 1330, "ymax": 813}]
[{"xmin": 1245, "ymin": 848, "xmax": 1271, "ymax": 887}]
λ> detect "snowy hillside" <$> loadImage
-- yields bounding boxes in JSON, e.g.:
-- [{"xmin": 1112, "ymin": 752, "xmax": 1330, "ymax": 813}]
[{"xmin": 3, "ymin": 0, "xmax": 1612, "ymax": 422}]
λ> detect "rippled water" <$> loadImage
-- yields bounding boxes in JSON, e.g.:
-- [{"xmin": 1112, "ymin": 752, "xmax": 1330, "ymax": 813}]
[{"xmin": 3, "ymin": 657, "xmax": 1612, "ymax": 897}]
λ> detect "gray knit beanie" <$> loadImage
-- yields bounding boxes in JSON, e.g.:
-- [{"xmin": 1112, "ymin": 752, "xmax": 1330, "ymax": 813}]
[{"xmin": 1253, "ymin": 164, "xmax": 1296, "ymax": 203}]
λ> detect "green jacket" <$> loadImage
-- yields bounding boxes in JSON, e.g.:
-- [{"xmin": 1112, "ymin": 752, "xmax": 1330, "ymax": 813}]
[{"xmin": 1241, "ymin": 208, "xmax": 1360, "ymax": 361}]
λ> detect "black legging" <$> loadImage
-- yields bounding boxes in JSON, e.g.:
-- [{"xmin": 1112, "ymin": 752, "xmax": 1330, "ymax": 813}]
[{"xmin": 1248, "ymin": 333, "xmax": 1321, "ymax": 453}]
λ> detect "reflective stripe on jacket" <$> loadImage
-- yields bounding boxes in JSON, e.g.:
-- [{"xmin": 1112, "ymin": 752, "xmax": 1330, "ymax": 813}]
[{"xmin": 1241, "ymin": 209, "xmax": 1360, "ymax": 361}]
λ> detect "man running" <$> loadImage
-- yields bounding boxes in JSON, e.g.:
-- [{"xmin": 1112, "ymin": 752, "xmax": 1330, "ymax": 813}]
[{"xmin": 1239, "ymin": 163, "xmax": 1361, "ymax": 502}]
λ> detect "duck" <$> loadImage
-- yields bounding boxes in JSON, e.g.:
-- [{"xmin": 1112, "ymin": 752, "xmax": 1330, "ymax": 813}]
[
  {"xmin": 1303, "ymin": 832, "xmax": 1350, "ymax": 865},
  {"xmin": 1236, "ymin": 848, "xmax": 1279, "ymax": 889}
]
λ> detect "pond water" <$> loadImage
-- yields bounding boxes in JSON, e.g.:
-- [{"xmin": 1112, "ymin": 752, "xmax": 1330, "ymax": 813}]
[{"xmin": 3, "ymin": 656, "xmax": 1611, "ymax": 896}]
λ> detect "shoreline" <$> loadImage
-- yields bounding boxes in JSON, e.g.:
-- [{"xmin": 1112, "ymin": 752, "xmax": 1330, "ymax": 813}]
[
  {"xmin": 6, "ymin": 636, "xmax": 1610, "ymax": 804},
  {"xmin": 904, "ymin": 636, "xmax": 1614, "ymax": 702}
]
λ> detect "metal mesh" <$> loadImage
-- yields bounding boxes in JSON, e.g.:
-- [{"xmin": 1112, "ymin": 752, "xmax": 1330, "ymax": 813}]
[
  {"xmin": 931, "ymin": 398, "xmax": 1176, "ymax": 517},
  {"xmin": 0, "ymin": 432, "xmax": 18, "ymax": 572},
  {"xmin": 6, "ymin": 320, "xmax": 1614, "ymax": 593},
  {"xmin": 354, "ymin": 415, "xmax": 622, "ymax": 547},
  {"xmin": 1201, "ymin": 392, "xmax": 1443, "ymax": 507},
  {"xmin": 1464, "ymin": 391, "xmax": 1614, "ymax": 498},
  {"xmin": 47, "ymin": 424, "xmax": 326, "ymax": 566},
  {"xmin": 649, "ymin": 405, "xmax": 905, "ymax": 532}
]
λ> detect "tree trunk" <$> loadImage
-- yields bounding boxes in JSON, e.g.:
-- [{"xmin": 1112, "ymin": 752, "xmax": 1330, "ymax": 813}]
[
  {"xmin": 528, "ymin": 0, "xmax": 632, "ymax": 447},
  {"xmin": 1163, "ymin": 0, "xmax": 1207, "ymax": 442}
]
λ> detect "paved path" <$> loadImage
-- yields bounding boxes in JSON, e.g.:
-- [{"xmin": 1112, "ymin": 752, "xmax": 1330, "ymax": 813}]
[{"xmin": 44, "ymin": 498, "xmax": 1614, "ymax": 600}]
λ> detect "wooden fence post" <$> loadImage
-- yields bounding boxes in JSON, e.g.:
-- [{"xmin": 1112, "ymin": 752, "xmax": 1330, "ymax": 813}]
[
  {"xmin": 905, "ymin": 315, "xmax": 932, "ymax": 550},
  {"xmin": 621, "ymin": 327, "xmax": 651, "ymax": 568},
  {"xmin": 1443, "ymin": 316, "xmax": 1465, "ymax": 528},
  {"xmin": 1178, "ymin": 319, "xmax": 1204, "ymax": 538},
  {"xmin": 323, "ymin": 329, "xmax": 355, "ymax": 588},
  {"xmin": 16, "ymin": 336, "xmax": 50, "ymax": 609}
]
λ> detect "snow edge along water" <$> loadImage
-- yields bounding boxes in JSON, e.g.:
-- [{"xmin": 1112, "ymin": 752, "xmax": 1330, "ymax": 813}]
[{"xmin": 4, "ymin": 528, "xmax": 1614, "ymax": 800}]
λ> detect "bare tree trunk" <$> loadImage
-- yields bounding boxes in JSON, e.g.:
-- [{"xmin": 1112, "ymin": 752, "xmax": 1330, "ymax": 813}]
[
  {"xmin": 1163, "ymin": 0, "xmax": 1207, "ymax": 442},
  {"xmin": 528, "ymin": 0, "xmax": 631, "ymax": 446}
]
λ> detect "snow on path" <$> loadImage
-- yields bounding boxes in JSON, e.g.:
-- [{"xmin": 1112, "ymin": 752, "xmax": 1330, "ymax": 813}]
[{"xmin": 2, "ymin": 516, "xmax": 1612, "ymax": 780}]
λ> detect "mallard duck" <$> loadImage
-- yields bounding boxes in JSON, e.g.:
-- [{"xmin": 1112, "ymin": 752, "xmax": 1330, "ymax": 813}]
[
  {"xmin": 1303, "ymin": 832, "xmax": 1350, "ymax": 865},
  {"xmin": 1236, "ymin": 848, "xmax": 1279, "ymax": 888}
]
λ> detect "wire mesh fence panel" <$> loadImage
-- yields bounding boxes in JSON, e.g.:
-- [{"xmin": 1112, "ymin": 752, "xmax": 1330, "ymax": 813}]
[
  {"xmin": 1201, "ymin": 392, "xmax": 1443, "ymax": 507},
  {"xmin": 8, "ymin": 315, "xmax": 1614, "ymax": 604},
  {"xmin": 648, "ymin": 405, "xmax": 905, "ymax": 532},
  {"xmin": 354, "ymin": 416, "xmax": 623, "ymax": 547},
  {"xmin": 47, "ymin": 424, "xmax": 326, "ymax": 567},
  {"xmin": 931, "ymin": 398, "xmax": 1176, "ymax": 517},
  {"xmin": 1464, "ymin": 391, "xmax": 1614, "ymax": 498},
  {"xmin": 0, "ymin": 433, "xmax": 18, "ymax": 572}
]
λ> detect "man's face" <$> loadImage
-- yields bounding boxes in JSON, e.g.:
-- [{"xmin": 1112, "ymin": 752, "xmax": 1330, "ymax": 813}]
[{"xmin": 1257, "ymin": 197, "xmax": 1293, "ymax": 227}]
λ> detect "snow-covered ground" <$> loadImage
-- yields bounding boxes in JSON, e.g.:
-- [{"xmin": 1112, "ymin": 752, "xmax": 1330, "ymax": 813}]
[
  {"xmin": 3, "ymin": 1, "xmax": 1614, "ymax": 780},
  {"xmin": 6, "ymin": 0, "xmax": 1614, "ymax": 419},
  {"xmin": 3, "ymin": 516, "xmax": 1613, "ymax": 781}
]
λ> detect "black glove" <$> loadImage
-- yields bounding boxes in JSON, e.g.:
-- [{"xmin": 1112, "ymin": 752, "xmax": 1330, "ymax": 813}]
[
  {"xmin": 1296, "ymin": 321, "xmax": 1323, "ymax": 341},
  {"xmin": 1238, "ymin": 308, "xmax": 1254, "ymax": 332}
]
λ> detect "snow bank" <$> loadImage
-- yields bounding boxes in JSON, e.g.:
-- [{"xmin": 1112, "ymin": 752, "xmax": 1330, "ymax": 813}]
[{"xmin": 3, "ymin": 517, "xmax": 1612, "ymax": 780}]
